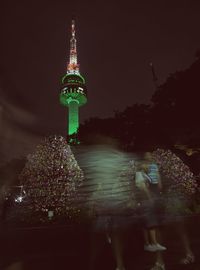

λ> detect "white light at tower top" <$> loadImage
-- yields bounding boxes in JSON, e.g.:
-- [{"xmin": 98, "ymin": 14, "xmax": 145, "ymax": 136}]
[{"xmin": 67, "ymin": 20, "xmax": 80, "ymax": 75}]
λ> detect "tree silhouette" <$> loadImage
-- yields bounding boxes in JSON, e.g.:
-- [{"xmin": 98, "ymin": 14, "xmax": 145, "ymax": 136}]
[
  {"xmin": 151, "ymin": 54, "xmax": 200, "ymax": 145},
  {"xmin": 79, "ymin": 51, "xmax": 200, "ymax": 153}
]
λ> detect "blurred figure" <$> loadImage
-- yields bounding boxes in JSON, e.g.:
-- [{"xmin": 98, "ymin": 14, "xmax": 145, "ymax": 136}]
[
  {"xmin": 178, "ymin": 221, "xmax": 195, "ymax": 264},
  {"xmin": 143, "ymin": 152, "xmax": 162, "ymax": 192},
  {"xmin": 74, "ymin": 134, "xmax": 134, "ymax": 270},
  {"xmin": 137, "ymin": 152, "xmax": 166, "ymax": 270},
  {"xmin": 152, "ymin": 149, "xmax": 195, "ymax": 266},
  {"xmin": 135, "ymin": 161, "xmax": 166, "ymax": 253}
]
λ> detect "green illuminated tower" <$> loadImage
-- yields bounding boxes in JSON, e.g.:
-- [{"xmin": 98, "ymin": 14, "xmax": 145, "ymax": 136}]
[{"xmin": 60, "ymin": 20, "xmax": 87, "ymax": 141}]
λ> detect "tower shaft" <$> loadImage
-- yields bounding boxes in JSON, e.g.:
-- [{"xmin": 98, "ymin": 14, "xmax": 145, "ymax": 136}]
[{"xmin": 68, "ymin": 101, "xmax": 79, "ymax": 135}]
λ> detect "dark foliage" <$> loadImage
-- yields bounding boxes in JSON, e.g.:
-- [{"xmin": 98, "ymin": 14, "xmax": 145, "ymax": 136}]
[{"xmin": 78, "ymin": 53, "xmax": 200, "ymax": 171}]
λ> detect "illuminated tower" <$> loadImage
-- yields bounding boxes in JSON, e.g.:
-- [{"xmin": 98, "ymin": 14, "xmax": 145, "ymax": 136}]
[{"xmin": 60, "ymin": 20, "xmax": 87, "ymax": 140}]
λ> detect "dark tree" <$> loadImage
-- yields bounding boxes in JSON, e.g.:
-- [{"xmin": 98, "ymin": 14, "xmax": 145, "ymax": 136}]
[{"xmin": 151, "ymin": 54, "xmax": 200, "ymax": 146}]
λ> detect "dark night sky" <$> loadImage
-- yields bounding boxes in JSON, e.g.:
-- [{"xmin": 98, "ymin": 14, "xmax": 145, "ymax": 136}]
[{"xmin": 1, "ymin": 0, "xmax": 200, "ymax": 137}]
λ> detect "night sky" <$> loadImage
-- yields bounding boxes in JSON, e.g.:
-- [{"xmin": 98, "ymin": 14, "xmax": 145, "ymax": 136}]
[{"xmin": 1, "ymin": 0, "xmax": 200, "ymax": 139}]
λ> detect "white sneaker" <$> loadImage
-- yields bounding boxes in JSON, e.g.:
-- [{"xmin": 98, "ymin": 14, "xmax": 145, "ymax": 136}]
[
  {"xmin": 151, "ymin": 262, "xmax": 165, "ymax": 270},
  {"xmin": 153, "ymin": 243, "xmax": 167, "ymax": 251},
  {"xmin": 106, "ymin": 234, "xmax": 111, "ymax": 244},
  {"xmin": 144, "ymin": 244, "xmax": 157, "ymax": 252}
]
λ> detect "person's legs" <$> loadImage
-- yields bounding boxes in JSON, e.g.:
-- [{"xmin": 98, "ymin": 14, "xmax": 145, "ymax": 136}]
[
  {"xmin": 144, "ymin": 227, "xmax": 166, "ymax": 252},
  {"xmin": 150, "ymin": 251, "xmax": 165, "ymax": 270},
  {"xmin": 149, "ymin": 228, "xmax": 158, "ymax": 245},
  {"xmin": 176, "ymin": 220, "xmax": 194, "ymax": 264},
  {"xmin": 143, "ymin": 200, "xmax": 159, "ymax": 246},
  {"xmin": 156, "ymin": 251, "xmax": 164, "ymax": 264},
  {"xmin": 179, "ymin": 221, "xmax": 192, "ymax": 253},
  {"xmin": 143, "ymin": 227, "xmax": 158, "ymax": 246}
]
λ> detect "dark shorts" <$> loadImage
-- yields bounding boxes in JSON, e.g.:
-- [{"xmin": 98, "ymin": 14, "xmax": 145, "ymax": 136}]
[{"xmin": 138, "ymin": 199, "xmax": 159, "ymax": 229}]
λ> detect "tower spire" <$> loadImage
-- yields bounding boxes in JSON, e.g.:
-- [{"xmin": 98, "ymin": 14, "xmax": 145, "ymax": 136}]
[
  {"xmin": 149, "ymin": 62, "xmax": 158, "ymax": 89},
  {"xmin": 67, "ymin": 19, "xmax": 79, "ymax": 74}
]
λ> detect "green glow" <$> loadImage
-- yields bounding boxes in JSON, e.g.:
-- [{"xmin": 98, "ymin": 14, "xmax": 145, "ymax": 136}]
[
  {"xmin": 60, "ymin": 73, "xmax": 87, "ymax": 141},
  {"xmin": 68, "ymin": 137, "xmax": 80, "ymax": 145},
  {"xmin": 61, "ymin": 73, "xmax": 86, "ymax": 84},
  {"xmin": 60, "ymin": 92, "xmax": 87, "ymax": 107},
  {"xmin": 68, "ymin": 101, "xmax": 79, "ymax": 135}
]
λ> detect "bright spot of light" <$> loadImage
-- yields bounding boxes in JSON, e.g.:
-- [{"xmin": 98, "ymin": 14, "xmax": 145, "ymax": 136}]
[{"xmin": 15, "ymin": 196, "xmax": 23, "ymax": 203}]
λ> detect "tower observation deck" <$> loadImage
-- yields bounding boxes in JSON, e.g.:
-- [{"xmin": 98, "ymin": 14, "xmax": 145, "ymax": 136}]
[{"xmin": 60, "ymin": 20, "xmax": 87, "ymax": 140}]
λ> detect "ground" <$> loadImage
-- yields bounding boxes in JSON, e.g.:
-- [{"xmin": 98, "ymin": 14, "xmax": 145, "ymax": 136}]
[{"xmin": 0, "ymin": 215, "xmax": 200, "ymax": 270}]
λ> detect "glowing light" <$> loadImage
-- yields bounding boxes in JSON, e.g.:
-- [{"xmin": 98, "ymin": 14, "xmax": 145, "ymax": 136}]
[
  {"xmin": 61, "ymin": 73, "xmax": 86, "ymax": 84},
  {"xmin": 68, "ymin": 101, "xmax": 79, "ymax": 135},
  {"xmin": 15, "ymin": 196, "xmax": 23, "ymax": 203},
  {"xmin": 77, "ymin": 87, "xmax": 83, "ymax": 94},
  {"xmin": 48, "ymin": 210, "xmax": 54, "ymax": 220}
]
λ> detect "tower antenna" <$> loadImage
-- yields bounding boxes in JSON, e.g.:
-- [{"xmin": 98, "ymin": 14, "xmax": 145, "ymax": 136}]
[
  {"xmin": 149, "ymin": 62, "xmax": 158, "ymax": 89},
  {"xmin": 67, "ymin": 19, "xmax": 79, "ymax": 74}
]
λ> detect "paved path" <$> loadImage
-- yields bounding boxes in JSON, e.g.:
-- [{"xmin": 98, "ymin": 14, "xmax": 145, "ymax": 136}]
[{"xmin": 1, "ymin": 216, "xmax": 200, "ymax": 270}]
